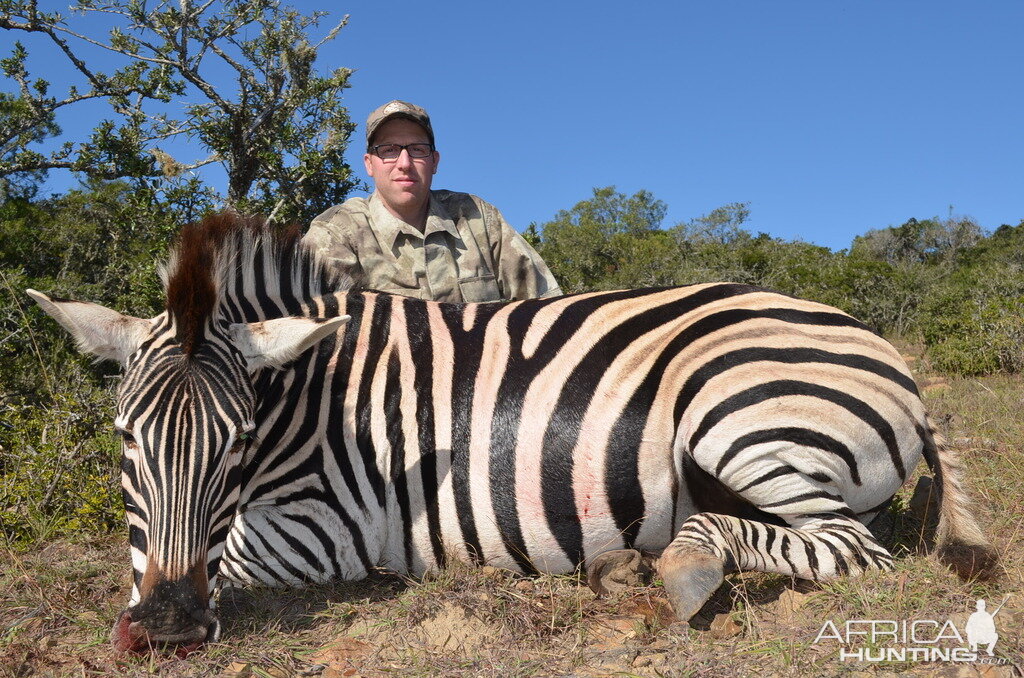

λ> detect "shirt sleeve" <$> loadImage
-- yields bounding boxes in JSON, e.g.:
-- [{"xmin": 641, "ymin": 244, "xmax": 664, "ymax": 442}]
[
  {"xmin": 480, "ymin": 200, "xmax": 563, "ymax": 301},
  {"xmin": 303, "ymin": 207, "xmax": 364, "ymax": 285}
]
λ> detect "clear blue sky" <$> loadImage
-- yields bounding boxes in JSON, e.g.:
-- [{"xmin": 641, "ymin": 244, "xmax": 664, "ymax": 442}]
[{"xmin": 19, "ymin": 1, "xmax": 1024, "ymax": 250}]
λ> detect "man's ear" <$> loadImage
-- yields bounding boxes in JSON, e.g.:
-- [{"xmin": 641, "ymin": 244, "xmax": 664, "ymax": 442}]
[
  {"xmin": 26, "ymin": 289, "xmax": 152, "ymax": 364},
  {"xmin": 432, "ymin": 149, "xmax": 440, "ymax": 174},
  {"xmin": 364, "ymin": 152, "xmax": 375, "ymax": 178},
  {"xmin": 228, "ymin": 315, "xmax": 350, "ymax": 371}
]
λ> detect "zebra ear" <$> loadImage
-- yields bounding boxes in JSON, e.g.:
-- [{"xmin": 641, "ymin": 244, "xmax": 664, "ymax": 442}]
[
  {"xmin": 229, "ymin": 315, "xmax": 350, "ymax": 371},
  {"xmin": 26, "ymin": 289, "xmax": 152, "ymax": 364}
]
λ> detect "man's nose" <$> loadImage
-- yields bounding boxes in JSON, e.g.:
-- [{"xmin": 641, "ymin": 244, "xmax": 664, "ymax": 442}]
[{"xmin": 395, "ymin": 148, "xmax": 413, "ymax": 169}]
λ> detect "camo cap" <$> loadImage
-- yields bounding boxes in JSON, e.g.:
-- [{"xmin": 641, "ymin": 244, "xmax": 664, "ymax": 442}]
[{"xmin": 365, "ymin": 100, "xmax": 435, "ymax": 148}]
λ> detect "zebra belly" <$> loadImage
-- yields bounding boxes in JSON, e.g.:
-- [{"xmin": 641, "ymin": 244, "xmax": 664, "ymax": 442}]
[
  {"xmin": 387, "ymin": 434, "xmax": 684, "ymax": 577},
  {"xmin": 685, "ymin": 394, "xmax": 922, "ymax": 520}
]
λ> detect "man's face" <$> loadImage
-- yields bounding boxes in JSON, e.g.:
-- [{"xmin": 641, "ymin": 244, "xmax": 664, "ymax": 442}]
[{"xmin": 364, "ymin": 118, "xmax": 440, "ymax": 219}]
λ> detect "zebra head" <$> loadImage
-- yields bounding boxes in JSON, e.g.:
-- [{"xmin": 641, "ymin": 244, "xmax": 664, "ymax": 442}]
[{"xmin": 26, "ymin": 217, "xmax": 348, "ymax": 653}]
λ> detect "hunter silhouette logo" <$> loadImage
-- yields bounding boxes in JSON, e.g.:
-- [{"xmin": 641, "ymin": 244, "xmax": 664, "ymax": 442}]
[
  {"xmin": 966, "ymin": 598, "xmax": 1004, "ymax": 656},
  {"xmin": 812, "ymin": 595, "xmax": 1011, "ymax": 664}
]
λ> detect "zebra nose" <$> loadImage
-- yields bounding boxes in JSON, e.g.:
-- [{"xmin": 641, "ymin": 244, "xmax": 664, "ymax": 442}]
[
  {"xmin": 111, "ymin": 607, "xmax": 215, "ymax": 653},
  {"xmin": 117, "ymin": 574, "xmax": 212, "ymax": 650},
  {"xmin": 111, "ymin": 608, "xmax": 212, "ymax": 653}
]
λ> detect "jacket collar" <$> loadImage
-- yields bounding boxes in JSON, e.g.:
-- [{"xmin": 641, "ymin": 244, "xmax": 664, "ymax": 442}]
[{"xmin": 369, "ymin": 191, "xmax": 459, "ymax": 247}]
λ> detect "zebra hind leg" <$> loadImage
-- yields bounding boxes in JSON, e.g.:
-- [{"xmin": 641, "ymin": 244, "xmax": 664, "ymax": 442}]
[{"xmin": 658, "ymin": 511, "xmax": 894, "ymax": 621}]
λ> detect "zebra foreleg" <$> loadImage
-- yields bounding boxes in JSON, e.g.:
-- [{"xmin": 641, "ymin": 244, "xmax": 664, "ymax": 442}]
[{"xmin": 658, "ymin": 512, "xmax": 894, "ymax": 620}]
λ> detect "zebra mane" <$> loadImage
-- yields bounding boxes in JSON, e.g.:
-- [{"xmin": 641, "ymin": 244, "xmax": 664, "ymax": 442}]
[{"xmin": 160, "ymin": 211, "xmax": 350, "ymax": 355}]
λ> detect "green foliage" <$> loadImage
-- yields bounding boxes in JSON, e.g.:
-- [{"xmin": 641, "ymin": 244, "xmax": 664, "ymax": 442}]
[
  {"xmin": 0, "ymin": 1, "xmax": 367, "ymax": 547},
  {"xmin": 0, "ymin": 180, "xmax": 194, "ymax": 546},
  {"xmin": 539, "ymin": 186, "xmax": 674, "ymax": 292},
  {"xmin": 0, "ymin": 365, "xmax": 122, "ymax": 544},
  {"xmin": 536, "ymin": 187, "xmax": 1024, "ymax": 376},
  {"xmin": 916, "ymin": 265, "xmax": 1024, "ymax": 376},
  {"xmin": 0, "ymin": 0, "xmax": 359, "ymax": 222},
  {"xmin": 851, "ymin": 216, "xmax": 983, "ymax": 266}
]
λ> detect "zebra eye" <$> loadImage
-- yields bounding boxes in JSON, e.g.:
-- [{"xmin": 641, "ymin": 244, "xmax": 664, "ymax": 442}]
[
  {"xmin": 119, "ymin": 430, "xmax": 138, "ymax": 450},
  {"xmin": 230, "ymin": 430, "xmax": 254, "ymax": 454}
]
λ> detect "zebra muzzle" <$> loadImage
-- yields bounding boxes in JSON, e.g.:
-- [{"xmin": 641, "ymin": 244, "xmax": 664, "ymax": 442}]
[
  {"xmin": 111, "ymin": 567, "xmax": 217, "ymax": 654},
  {"xmin": 111, "ymin": 607, "xmax": 216, "ymax": 655}
]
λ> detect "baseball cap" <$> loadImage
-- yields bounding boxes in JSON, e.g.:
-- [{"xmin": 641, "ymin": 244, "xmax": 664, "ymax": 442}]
[{"xmin": 365, "ymin": 100, "xmax": 435, "ymax": 148}]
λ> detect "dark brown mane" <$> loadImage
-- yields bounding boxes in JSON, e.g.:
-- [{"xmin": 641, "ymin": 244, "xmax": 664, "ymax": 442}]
[{"xmin": 165, "ymin": 212, "xmax": 277, "ymax": 355}]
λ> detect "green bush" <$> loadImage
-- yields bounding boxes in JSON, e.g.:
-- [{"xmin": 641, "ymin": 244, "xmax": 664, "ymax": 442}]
[
  {"xmin": 918, "ymin": 284, "xmax": 1024, "ymax": 376},
  {"xmin": 927, "ymin": 337, "xmax": 1002, "ymax": 376},
  {"xmin": 0, "ymin": 181, "xmax": 200, "ymax": 546},
  {"xmin": 1, "ymin": 373, "xmax": 121, "ymax": 545}
]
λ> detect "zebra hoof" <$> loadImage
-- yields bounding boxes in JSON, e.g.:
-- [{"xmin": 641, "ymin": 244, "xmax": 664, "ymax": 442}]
[
  {"xmin": 658, "ymin": 551, "xmax": 725, "ymax": 621},
  {"xmin": 587, "ymin": 549, "xmax": 651, "ymax": 596}
]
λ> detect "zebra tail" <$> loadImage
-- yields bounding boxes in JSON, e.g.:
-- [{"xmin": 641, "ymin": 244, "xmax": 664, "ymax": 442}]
[{"xmin": 922, "ymin": 420, "xmax": 999, "ymax": 580}]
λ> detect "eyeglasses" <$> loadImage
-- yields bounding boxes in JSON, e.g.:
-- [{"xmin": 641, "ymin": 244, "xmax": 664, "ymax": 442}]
[{"xmin": 370, "ymin": 143, "xmax": 435, "ymax": 160}]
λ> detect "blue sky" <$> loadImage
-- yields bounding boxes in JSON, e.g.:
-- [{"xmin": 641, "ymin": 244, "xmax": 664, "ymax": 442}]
[{"xmin": 15, "ymin": 1, "xmax": 1024, "ymax": 250}]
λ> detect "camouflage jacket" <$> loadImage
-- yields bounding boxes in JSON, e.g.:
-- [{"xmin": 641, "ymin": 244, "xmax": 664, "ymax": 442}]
[{"xmin": 303, "ymin": 190, "xmax": 563, "ymax": 303}]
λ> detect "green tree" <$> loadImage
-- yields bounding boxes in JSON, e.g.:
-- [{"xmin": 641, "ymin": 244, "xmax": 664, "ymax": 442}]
[
  {"xmin": 850, "ymin": 215, "xmax": 984, "ymax": 266},
  {"xmin": 674, "ymin": 202, "xmax": 751, "ymax": 245},
  {"xmin": 538, "ymin": 186, "xmax": 672, "ymax": 292},
  {"xmin": 0, "ymin": 0, "xmax": 359, "ymax": 222}
]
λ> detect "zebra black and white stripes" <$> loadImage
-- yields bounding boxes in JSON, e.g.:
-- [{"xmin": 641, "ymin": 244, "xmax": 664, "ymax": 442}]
[{"xmin": 28, "ymin": 213, "xmax": 997, "ymax": 649}]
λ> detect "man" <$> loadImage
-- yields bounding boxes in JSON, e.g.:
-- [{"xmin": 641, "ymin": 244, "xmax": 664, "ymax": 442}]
[{"xmin": 303, "ymin": 100, "xmax": 562, "ymax": 302}]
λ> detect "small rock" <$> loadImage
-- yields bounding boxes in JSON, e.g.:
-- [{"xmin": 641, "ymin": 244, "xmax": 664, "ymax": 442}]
[
  {"xmin": 585, "ymin": 614, "xmax": 643, "ymax": 651},
  {"xmin": 597, "ymin": 614, "xmax": 642, "ymax": 636},
  {"xmin": 479, "ymin": 565, "xmax": 502, "ymax": 578},
  {"xmin": 632, "ymin": 654, "xmax": 652, "ymax": 667},
  {"xmin": 776, "ymin": 588, "xmax": 810, "ymax": 624},
  {"xmin": 620, "ymin": 595, "xmax": 676, "ymax": 626},
  {"xmin": 221, "ymin": 662, "xmax": 252, "ymax": 678},
  {"xmin": 708, "ymin": 612, "xmax": 742, "ymax": 639},
  {"xmin": 514, "ymin": 579, "xmax": 535, "ymax": 593}
]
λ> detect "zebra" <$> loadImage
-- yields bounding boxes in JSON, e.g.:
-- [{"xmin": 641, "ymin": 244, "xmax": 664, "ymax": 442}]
[{"xmin": 28, "ymin": 212, "xmax": 997, "ymax": 652}]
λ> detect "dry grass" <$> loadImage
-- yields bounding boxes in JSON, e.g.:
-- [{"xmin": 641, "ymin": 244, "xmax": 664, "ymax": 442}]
[{"xmin": 3, "ymin": 365, "xmax": 1023, "ymax": 677}]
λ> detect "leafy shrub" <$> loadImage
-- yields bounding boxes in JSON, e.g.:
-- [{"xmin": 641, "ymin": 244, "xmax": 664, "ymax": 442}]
[
  {"xmin": 919, "ymin": 283, "xmax": 1024, "ymax": 376},
  {"xmin": 1, "ymin": 372, "xmax": 121, "ymax": 545},
  {"xmin": 0, "ymin": 181, "xmax": 198, "ymax": 546}
]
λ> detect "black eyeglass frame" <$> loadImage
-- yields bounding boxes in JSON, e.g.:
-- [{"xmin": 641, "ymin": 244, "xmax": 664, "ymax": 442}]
[{"xmin": 369, "ymin": 142, "xmax": 436, "ymax": 160}]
